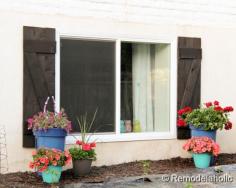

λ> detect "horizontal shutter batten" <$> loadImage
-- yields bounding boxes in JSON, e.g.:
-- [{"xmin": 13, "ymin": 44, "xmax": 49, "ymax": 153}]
[
  {"xmin": 178, "ymin": 48, "xmax": 202, "ymax": 59},
  {"xmin": 24, "ymin": 40, "xmax": 56, "ymax": 53}
]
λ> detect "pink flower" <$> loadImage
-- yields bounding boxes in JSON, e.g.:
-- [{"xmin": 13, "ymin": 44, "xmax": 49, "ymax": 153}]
[
  {"xmin": 27, "ymin": 118, "xmax": 34, "ymax": 129},
  {"xmin": 38, "ymin": 165, "xmax": 47, "ymax": 172},
  {"xmin": 55, "ymin": 154, "xmax": 60, "ymax": 160},
  {"xmin": 64, "ymin": 151, "xmax": 70, "ymax": 158},
  {"xmin": 52, "ymin": 148, "xmax": 59, "ymax": 153},
  {"xmin": 40, "ymin": 158, "xmax": 47, "ymax": 164},
  {"xmin": 183, "ymin": 137, "xmax": 220, "ymax": 156},
  {"xmin": 32, "ymin": 150, "xmax": 37, "ymax": 156},
  {"xmin": 67, "ymin": 121, "xmax": 72, "ymax": 131},
  {"xmin": 29, "ymin": 162, "xmax": 34, "ymax": 169}
]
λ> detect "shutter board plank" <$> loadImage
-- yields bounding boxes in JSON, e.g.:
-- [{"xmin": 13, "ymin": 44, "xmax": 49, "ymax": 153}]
[
  {"xmin": 178, "ymin": 37, "xmax": 201, "ymax": 49},
  {"xmin": 177, "ymin": 37, "xmax": 201, "ymax": 139},
  {"xmin": 23, "ymin": 135, "xmax": 35, "ymax": 148},
  {"xmin": 23, "ymin": 26, "xmax": 55, "ymax": 41},
  {"xmin": 177, "ymin": 59, "xmax": 192, "ymax": 110},
  {"xmin": 180, "ymin": 60, "xmax": 201, "ymax": 108},
  {"xmin": 25, "ymin": 52, "xmax": 51, "ymax": 109},
  {"xmin": 24, "ymin": 40, "xmax": 56, "ymax": 53},
  {"xmin": 23, "ymin": 26, "xmax": 55, "ymax": 148}
]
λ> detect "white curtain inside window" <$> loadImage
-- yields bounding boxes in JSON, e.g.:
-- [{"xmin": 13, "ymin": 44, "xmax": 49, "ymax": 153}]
[{"xmin": 132, "ymin": 43, "xmax": 170, "ymax": 132}]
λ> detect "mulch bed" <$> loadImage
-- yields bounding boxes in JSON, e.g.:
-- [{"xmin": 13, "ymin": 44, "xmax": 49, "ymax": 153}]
[{"xmin": 0, "ymin": 153, "xmax": 236, "ymax": 188}]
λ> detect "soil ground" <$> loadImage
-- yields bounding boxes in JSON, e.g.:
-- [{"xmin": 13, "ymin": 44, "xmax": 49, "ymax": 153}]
[{"xmin": 0, "ymin": 153, "xmax": 236, "ymax": 188}]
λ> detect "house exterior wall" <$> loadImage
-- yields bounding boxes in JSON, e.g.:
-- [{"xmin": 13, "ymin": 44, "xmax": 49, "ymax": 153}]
[
  {"xmin": 1, "ymin": 1, "xmax": 236, "ymax": 172},
  {"xmin": 1, "ymin": 0, "xmax": 236, "ymax": 27}
]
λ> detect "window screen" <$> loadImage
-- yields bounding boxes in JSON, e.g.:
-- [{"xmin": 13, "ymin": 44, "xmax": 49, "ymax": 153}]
[{"xmin": 60, "ymin": 39, "xmax": 115, "ymax": 132}]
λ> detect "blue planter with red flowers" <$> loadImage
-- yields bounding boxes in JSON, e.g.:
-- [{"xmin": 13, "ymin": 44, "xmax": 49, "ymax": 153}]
[
  {"xmin": 34, "ymin": 128, "xmax": 67, "ymax": 151},
  {"xmin": 190, "ymin": 125, "xmax": 216, "ymax": 141}
]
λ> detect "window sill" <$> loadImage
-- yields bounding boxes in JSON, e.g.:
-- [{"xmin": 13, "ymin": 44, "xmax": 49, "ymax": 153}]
[{"xmin": 65, "ymin": 132, "xmax": 177, "ymax": 144}]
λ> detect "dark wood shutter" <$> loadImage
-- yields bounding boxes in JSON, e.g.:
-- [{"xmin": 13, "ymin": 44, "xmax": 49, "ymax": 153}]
[
  {"xmin": 177, "ymin": 37, "xmax": 202, "ymax": 139},
  {"xmin": 23, "ymin": 26, "xmax": 56, "ymax": 147}
]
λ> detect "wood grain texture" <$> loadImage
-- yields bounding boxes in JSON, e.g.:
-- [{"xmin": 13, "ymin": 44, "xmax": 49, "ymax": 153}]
[
  {"xmin": 23, "ymin": 26, "xmax": 55, "ymax": 147},
  {"xmin": 177, "ymin": 37, "xmax": 202, "ymax": 139}
]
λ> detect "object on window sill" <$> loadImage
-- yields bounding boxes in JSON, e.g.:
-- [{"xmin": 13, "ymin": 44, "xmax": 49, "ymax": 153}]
[
  {"xmin": 120, "ymin": 120, "xmax": 126, "ymax": 133},
  {"xmin": 133, "ymin": 120, "xmax": 142, "ymax": 132},
  {"xmin": 125, "ymin": 120, "xmax": 132, "ymax": 133}
]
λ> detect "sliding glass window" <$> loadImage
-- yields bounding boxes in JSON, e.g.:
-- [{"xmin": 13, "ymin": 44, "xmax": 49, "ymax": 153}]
[
  {"xmin": 120, "ymin": 42, "xmax": 171, "ymax": 133},
  {"xmin": 60, "ymin": 38, "xmax": 171, "ymax": 134}
]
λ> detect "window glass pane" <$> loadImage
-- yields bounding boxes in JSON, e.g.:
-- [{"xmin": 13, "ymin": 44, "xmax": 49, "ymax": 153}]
[
  {"xmin": 60, "ymin": 39, "xmax": 115, "ymax": 132},
  {"xmin": 120, "ymin": 42, "xmax": 170, "ymax": 133}
]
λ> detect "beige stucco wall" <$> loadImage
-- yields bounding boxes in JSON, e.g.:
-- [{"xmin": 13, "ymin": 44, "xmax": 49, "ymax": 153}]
[{"xmin": 0, "ymin": 9, "xmax": 236, "ymax": 172}]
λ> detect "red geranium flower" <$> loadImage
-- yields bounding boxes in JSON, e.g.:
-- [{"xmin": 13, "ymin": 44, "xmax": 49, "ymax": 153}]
[
  {"xmin": 184, "ymin": 106, "xmax": 192, "ymax": 113},
  {"xmin": 76, "ymin": 140, "xmax": 83, "ymax": 145},
  {"xmin": 214, "ymin": 100, "xmax": 219, "ymax": 106},
  {"xmin": 82, "ymin": 143, "xmax": 91, "ymax": 151},
  {"xmin": 177, "ymin": 119, "xmax": 187, "ymax": 127},
  {"xmin": 205, "ymin": 102, "xmax": 213, "ymax": 107},
  {"xmin": 223, "ymin": 106, "xmax": 234, "ymax": 112},
  {"xmin": 177, "ymin": 109, "xmax": 185, "ymax": 116},
  {"xmin": 214, "ymin": 106, "xmax": 223, "ymax": 112},
  {"xmin": 90, "ymin": 142, "xmax": 96, "ymax": 148},
  {"xmin": 178, "ymin": 107, "xmax": 192, "ymax": 116},
  {"xmin": 225, "ymin": 121, "xmax": 233, "ymax": 130}
]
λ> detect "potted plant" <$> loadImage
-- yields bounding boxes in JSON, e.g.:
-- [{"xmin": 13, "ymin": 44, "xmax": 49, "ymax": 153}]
[
  {"xmin": 183, "ymin": 137, "xmax": 220, "ymax": 168},
  {"xmin": 69, "ymin": 111, "xmax": 97, "ymax": 177},
  {"xmin": 177, "ymin": 101, "xmax": 233, "ymax": 140},
  {"xmin": 27, "ymin": 97, "xmax": 72, "ymax": 151},
  {"xmin": 69, "ymin": 141, "xmax": 96, "ymax": 177},
  {"xmin": 29, "ymin": 148, "xmax": 71, "ymax": 183}
]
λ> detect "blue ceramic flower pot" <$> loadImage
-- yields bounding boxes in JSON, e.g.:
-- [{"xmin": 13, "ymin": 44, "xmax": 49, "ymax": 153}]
[
  {"xmin": 192, "ymin": 153, "xmax": 211, "ymax": 169},
  {"xmin": 42, "ymin": 166, "xmax": 62, "ymax": 183},
  {"xmin": 190, "ymin": 125, "xmax": 216, "ymax": 165},
  {"xmin": 34, "ymin": 128, "xmax": 67, "ymax": 151},
  {"xmin": 190, "ymin": 125, "xmax": 216, "ymax": 141}
]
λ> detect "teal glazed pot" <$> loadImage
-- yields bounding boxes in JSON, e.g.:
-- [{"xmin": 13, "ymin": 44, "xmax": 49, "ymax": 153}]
[
  {"xmin": 192, "ymin": 153, "xmax": 211, "ymax": 169},
  {"xmin": 42, "ymin": 166, "xmax": 62, "ymax": 183}
]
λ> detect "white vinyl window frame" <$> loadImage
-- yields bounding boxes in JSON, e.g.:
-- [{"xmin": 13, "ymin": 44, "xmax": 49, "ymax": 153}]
[{"xmin": 55, "ymin": 32, "xmax": 177, "ymax": 144}]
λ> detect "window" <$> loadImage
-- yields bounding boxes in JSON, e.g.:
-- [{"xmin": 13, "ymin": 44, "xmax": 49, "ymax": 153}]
[
  {"xmin": 121, "ymin": 42, "xmax": 170, "ymax": 133},
  {"xmin": 60, "ymin": 39, "xmax": 115, "ymax": 132},
  {"xmin": 57, "ymin": 36, "xmax": 176, "ymax": 141}
]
